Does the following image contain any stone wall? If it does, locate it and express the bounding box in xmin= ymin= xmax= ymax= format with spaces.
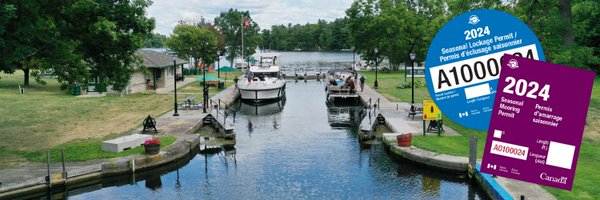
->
xmin=128 ymin=72 xmax=149 ymax=94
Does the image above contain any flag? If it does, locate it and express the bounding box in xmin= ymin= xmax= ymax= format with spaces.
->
xmin=243 ymin=18 xmax=250 ymax=30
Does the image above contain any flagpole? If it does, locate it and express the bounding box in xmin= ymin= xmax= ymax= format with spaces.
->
xmin=241 ymin=16 xmax=244 ymax=68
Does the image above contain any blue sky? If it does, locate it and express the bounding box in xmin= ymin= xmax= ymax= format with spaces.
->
xmin=147 ymin=0 xmax=354 ymax=35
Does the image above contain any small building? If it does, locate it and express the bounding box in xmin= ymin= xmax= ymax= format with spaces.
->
xmin=126 ymin=49 xmax=188 ymax=94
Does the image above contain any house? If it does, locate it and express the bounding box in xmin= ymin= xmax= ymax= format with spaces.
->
xmin=126 ymin=49 xmax=188 ymax=94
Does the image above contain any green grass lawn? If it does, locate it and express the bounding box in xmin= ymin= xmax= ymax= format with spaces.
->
xmin=17 ymin=136 xmax=176 ymax=163
xmin=0 ymin=71 xmax=210 ymax=168
xmin=361 ymin=70 xmax=600 ymax=199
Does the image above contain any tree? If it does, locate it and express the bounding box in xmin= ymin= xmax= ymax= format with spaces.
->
xmin=571 ymin=0 xmax=600 ymax=73
xmin=195 ymin=17 xmax=226 ymax=58
xmin=166 ymin=23 xmax=218 ymax=68
xmin=259 ymin=18 xmax=350 ymax=51
xmin=0 ymin=0 xmax=155 ymax=91
xmin=0 ymin=4 xmax=16 ymax=65
xmin=508 ymin=0 xmax=599 ymax=72
xmin=144 ymin=33 xmax=168 ymax=48
xmin=61 ymin=0 xmax=155 ymax=91
xmin=260 ymin=29 xmax=272 ymax=50
xmin=0 ymin=1 xmax=72 ymax=86
xmin=214 ymin=9 xmax=260 ymax=67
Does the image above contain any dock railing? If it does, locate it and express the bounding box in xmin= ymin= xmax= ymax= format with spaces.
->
xmin=209 ymin=99 xmax=235 ymax=124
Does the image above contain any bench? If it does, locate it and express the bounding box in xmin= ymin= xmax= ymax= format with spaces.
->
xmin=101 ymin=134 xmax=152 ymax=152
xmin=407 ymin=103 xmax=423 ymax=119
xmin=427 ymin=120 xmax=445 ymax=133
xmin=179 ymin=97 xmax=202 ymax=110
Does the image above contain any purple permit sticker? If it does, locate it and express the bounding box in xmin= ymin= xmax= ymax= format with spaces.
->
xmin=480 ymin=54 xmax=595 ymax=190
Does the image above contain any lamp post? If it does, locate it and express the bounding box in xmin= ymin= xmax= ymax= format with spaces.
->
xmin=374 ymin=48 xmax=379 ymax=89
xmin=410 ymin=52 xmax=416 ymax=104
xmin=217 ymin=50 xmax=221 ymax=81
xmin=217 ymin=50 xmax=223 ymax=90
xmin=202 ymin=42 xmax=209 ymax=113
xmin=172 ymin=54 xmax=179 ymax=116
xmin=352 ymin=46 xmax=355 ymax=70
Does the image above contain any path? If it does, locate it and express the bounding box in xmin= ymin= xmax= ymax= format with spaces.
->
xmin=358 ymin=83 xmax=459 ymax=136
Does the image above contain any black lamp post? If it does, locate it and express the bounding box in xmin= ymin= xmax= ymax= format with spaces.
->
xmin=410 ymin=52 xmax=416 ymax=104
xmin=374 ymin=48 xmax=379 ymax=89
xmin=217 ymin=50 xmax=223 ymax=90
xmin=352 ymin=46 xmax=355 ymax=70
xmin=172 ymin=54 xmax=179 ymax=116
xmin=217 ymin=50 xmax=221 ymax=81
xmin=202 ymin=42 xmax=209 ymax=113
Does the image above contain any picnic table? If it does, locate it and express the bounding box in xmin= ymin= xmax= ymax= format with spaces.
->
xmin=408 ymin=103 xmax=423 ymax=119
xmin=179 ymin=97 xmax=202 ymax=110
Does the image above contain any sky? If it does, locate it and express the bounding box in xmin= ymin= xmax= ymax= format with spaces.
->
xmin=147 ymin=0 xmax=354 ymax=36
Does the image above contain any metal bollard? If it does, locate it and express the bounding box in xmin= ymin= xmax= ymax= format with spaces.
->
xmin=61 ymin=149 xmax=67 ymax=181
xmin=130 ymin=159 xmax=135 ymax=173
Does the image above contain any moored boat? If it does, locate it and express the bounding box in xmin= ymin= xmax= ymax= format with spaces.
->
xmin=237 ymin=53 xmax=287 ymax=102
xmin=325 ymin=69 xmax=359 ymax=102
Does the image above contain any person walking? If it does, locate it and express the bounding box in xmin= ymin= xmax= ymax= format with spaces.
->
xmin=359 ymin=75 xmax=365 ymax=92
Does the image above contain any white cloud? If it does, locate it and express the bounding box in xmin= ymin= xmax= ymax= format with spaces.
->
xmin=147 ymin=0 xmax=354 ymax=35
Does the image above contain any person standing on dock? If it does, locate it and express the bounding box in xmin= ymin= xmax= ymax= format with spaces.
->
xmin=359 ymin=75 xmax=365 ymax=92
xmin=348 ymin=78 xmax=355 ymax=94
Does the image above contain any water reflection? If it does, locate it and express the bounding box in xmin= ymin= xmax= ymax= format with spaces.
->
xmin=326 ymin=104 xmax=362 ymax=129
xmin=145 ymin=175 xmax=162 ymax=191
xmin=40 ymin=79 xmax=488 ymax=200
xmin=235 ymin=98 xmax=286 ymax=116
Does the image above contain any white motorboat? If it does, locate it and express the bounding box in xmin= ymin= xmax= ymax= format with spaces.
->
xmin=237 ymin=53 xmax=287 ymax=102
xmin=234 ymin=58 xmax=249 ymax=70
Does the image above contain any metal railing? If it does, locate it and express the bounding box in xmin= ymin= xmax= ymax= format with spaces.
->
xmin=360 ymin=98 xmax=381 ymax=124
xmin=209 ymin=99 xmax=234 ymax=124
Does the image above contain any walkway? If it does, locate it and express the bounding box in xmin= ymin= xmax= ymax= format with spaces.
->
xmin=357 ymin=81 xmax=555 ymax=200
xmin=0 ymin=81 xmax=237 ymax=197
xmin=357 ymin=83 xmax=459 ymax=136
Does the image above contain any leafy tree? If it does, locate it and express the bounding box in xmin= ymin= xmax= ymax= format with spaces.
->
xmin=195 ymin=17 xmax=226 ymax=57
xmin=61 ymin=0 xmax=155 ymax=91
xmin=166 ymin=23 xmax=218 ymax=68
xmin=346 ymin=0 xmax=449 ymax=69
xmin=0 ymin=0 xmax=155 ymax=91
xmin=260 ymin=18 xmax=350 ymax=51
xmin=0 ymin=4 xmax=16 ymax=56
xmin=0 ymin=1 xmax=72 ymax=86
xmin=144 ymin=33 xmax=168 ymax=48
xmin=508 ymin=0 xmax=599 ymax=72
xmin=260 ymin=29 xmax=272 ymax=50
xmin=214 ymin=9 xmax=260 ymax=67
xmin=571 ymin=0 xmax=600 ymax=73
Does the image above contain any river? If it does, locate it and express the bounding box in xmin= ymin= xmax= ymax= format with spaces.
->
xmin=63 ymin=51 xmax=487 ymax=199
